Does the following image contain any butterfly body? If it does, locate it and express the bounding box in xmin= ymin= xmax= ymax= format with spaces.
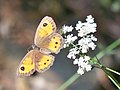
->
xmin=17 ymin=16 xmax=63 ymax=77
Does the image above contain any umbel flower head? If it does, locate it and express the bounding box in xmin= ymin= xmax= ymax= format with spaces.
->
xmin=62 ymin=15 xmax=97 ymax=75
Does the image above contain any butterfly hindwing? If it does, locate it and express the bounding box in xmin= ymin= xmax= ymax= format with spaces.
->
xmin=17 ymin=50 xmax=35 ymax=77
xmin=34 ymin=16 xmax=56 ymax=47
xmin=35 ymin=52 xmax=54 ymax=72
xmin=40 ymin=33 xmax=63 ymax=54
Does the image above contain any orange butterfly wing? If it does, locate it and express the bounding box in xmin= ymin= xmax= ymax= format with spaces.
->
xmin=17 ymin=50 xmax=35 ymax=77
xmin=34 ymin=16 xmax=56 ymax=47
xmin=35 ymin=52 xmax=54 ymax=72
xmin=40 ymin=33 xmax=64 ymax=54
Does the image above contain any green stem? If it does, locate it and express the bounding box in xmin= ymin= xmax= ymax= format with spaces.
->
xmin=58 ymin=38 xmax=120 ymax=90
xmin=57 ymin=73 xmax=80 ymax=90
xmin=108 ymin=76 xmax=120 ymax=89
xmin=106 ymin=67 xmax=120 ymax=76
xmin=71 ymin=43 xmax=79 ymax=50
xmin=96 ymin=38 xmax=120 ymax=59
xmin=102 ymin=67 xmax=120 ymax=89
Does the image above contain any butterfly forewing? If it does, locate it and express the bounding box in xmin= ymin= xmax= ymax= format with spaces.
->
xmin=17 ymin=50 xmax=35 ymax=77
xmin=34 ymin=16 xmax=56 ymax=47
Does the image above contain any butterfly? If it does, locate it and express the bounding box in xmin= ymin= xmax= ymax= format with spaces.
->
xmin=17 ymin=16 xmax=63 ymax=77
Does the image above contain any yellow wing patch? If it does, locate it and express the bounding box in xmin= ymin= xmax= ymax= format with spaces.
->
xmin=38 ymin=20 xmax=54 ymax=37
xmin=34 ymin=16 xmax=56 ymax=47
xmin=36 ymin=55 xmax=54 ymax=72
xmin=18 ymin=57 xmax=35 ymax=74
xmin=40 ymin=33 xmax=63 ymax=54
xmin=48 ymin=35 xmax=62 ymax=53
xmin=17 ymin=51 xmax=35 ymax=76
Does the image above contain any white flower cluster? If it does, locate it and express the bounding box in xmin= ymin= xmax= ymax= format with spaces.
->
xmin=62 ymin=15 xmax=97 ymax=75
xmin=75 ymin=15 xmax=97 ymax=37
xmin=78 ymin=34 xmax=97 ymax=53
xmin=64 ymin=34 xmax=77 ymax=48
xmin=74 ymin=55 xmax=92 ymax=75
xmin=67 ymin=47 xmax=80 ymax=59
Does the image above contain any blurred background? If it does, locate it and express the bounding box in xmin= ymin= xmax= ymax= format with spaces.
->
xmin=0 ymin=0 xmax=120 ymax=90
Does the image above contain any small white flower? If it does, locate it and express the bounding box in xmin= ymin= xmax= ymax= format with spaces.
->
xmin=86 ymin=15 xmax=94 ymax=23
xmin=77 ymin=56 xmax=90 ymax=67
xmin=85 ymin=65 xmax=92 ymax=72
xmin=84 ymin=55 xmax=90 ymax=61
xmin=67 ymin=48 xmax=79 ymax=59
xmin=89 ymin=34 xmax=97 ymax=41
xmin=75 ymin=15 xmax=97 ymax=37
xmin=73 ymin=55 xmax=92 ymax=75
xmin=62 ymin=25 xmax=73 ymax=34
xmin=88 ymin=42 xmax=96 ymax=50
xmin=78 ymin=37 xmax=89 ymax=53
xmin=75 ymin=21 xmax=82 ymax=30
xmin=77 ymin=67 xmax=84 ymax=75
xmin=78 ymin=35 xmax=97 ymax=53
xmin=74 ymin=55 xmax=92 ymax=75
xmin=64 ymin=34 xmax=77 ymax=48
xmin=73 ymin=59 xmax=79 ymax=65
